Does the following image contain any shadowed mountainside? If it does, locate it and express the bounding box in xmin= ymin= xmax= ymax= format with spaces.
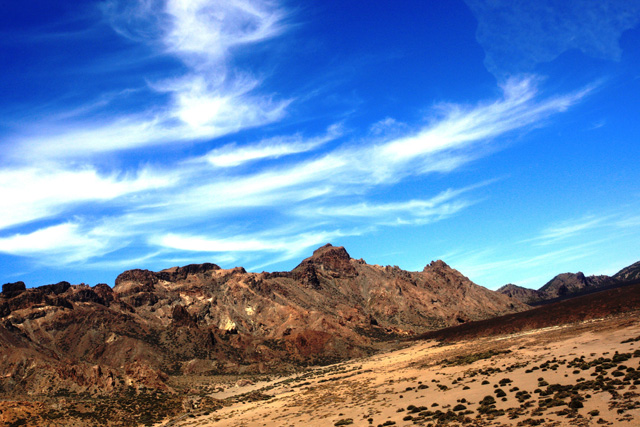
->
xmin=415 ymin=280 xmax=640 ymax=343
xmin=497 ymin=260 xmax=640 ymax=305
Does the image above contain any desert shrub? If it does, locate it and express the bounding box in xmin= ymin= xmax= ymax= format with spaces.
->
xmin=612 ymin=352 xmax=630 ymax=363
xmin=568 ymin=399 xmax=584 ymax=409
xmin=479 ymin=395 xmax=496 ymax=405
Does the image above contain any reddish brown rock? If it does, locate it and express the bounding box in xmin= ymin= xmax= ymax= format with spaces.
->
xmin=0 ymin=244 xmax=532 ymax=396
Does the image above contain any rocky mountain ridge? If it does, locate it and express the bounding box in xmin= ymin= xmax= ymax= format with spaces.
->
xmin=497 ymin=260 xmax=640 ymax=304
xmin=0 ymin=244 xmax=526 ymax=397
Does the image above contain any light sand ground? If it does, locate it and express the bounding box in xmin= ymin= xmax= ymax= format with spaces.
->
xmin=157 ymin=313 xmax=640 ymax=427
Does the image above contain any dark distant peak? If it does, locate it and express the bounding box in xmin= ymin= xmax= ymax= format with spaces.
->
xmin=536 ymin=271 xmax=600 ymax=301
xmin=423 ymin=260 xmax=450 ymax=272
xmin=539 ymin=272 xmax=587 ymax=292
xmin=496 ymin=283 xmax=540 ymax=304
xmin=1 ymin=281 xmax=26 ymax=297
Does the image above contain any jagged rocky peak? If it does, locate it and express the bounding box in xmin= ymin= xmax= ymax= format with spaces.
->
xmin=294 ymin=243 xmax=357 ymax=277
xmin=423 ymin=259 xmax=450 ymax=272
xmin=310 ymin=243 xmax=351 ymax=261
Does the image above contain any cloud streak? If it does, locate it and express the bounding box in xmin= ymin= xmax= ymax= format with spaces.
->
xmin=4 ymin=0 xmax=290 ymax=161
xmin=0 ymin=222 xmax=120 ymax=265
xmin=0 ymin=166 xmax=173 ymax=230
xmin=0 ymin=75 xmax=593 ymax=269
xmin=0 ymin=1 xmax=606 ymax=280
xmin=200 ymin=124 xmax=342 ymax=168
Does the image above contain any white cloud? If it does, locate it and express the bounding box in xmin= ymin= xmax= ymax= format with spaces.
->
xmin=525 ymin=216 xmax=609 ymax=245
xmin=153 ymin=228 xmax=355 ymax=261
xmin=201 ymin=124 xmax=342 ymax=167
xmin=377 ymin=77 xmax=588 ymax=167
xmin=0 ymin=166 xmax=174 ymax=230
xmin=6 ymin=0 xmax=290 ymax=160
xmin=295 ymin=183 xmax=492 ymax=226
xmin=0 ymin=223 xmax=116 ymax=265
xmin=525 ymin=210 xmax=640 ymax=246
xmin=164 ymin=0 xmax=285 ymax=63
xmin=0 ymin=76 xmax=593 ymax=267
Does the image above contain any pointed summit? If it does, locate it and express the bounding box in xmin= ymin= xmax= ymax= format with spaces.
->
xmin=294 ymin=243 xmax=356 ymax=278
xmin=423 ymin=259 xmax=450 ymax=272
xmin=310 ymin=243 xmax=351 ymax=260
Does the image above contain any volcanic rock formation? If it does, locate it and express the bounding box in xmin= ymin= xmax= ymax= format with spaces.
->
xmin=0 ymin=244 xmax=526 ymax=396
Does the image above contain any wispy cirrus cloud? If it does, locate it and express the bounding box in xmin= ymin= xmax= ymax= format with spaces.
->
xmin=4 ymin=0 xmax=290 ymax=160
xmin=294 ymin=182 xmax=495 ymax=226
xmin=445 ymin=207 xmax=640 ymax=289
xmin=526 ymin=211 xmax=640 ymax=246
xmin=525 ymin=215 xmax=610 ymax=245
xmin=0 ymin=222 xmax=120 ymax=265
xmin=154 ymin=227 xmax=355 ymax=259
xmin=0 ymin=0 xmax=597 ymax=274
xmin=0 ymin=75 xmax=594 ymax=269
xmin=0 ymin=166 xmax=173 ymax=230
xmin=199 ymin=124 xmax=343 ymax=168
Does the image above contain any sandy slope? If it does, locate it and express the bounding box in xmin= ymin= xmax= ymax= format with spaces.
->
xmin=158 ymin=313 xmax=640 ymax=427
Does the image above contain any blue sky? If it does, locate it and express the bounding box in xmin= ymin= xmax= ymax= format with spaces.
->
xmin=1 ymin=0 xmax=640 ymax=290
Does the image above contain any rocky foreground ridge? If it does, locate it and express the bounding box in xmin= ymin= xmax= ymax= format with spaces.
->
xmin=497 ymin=260 xmax=640 ymax=304
xmin=0 ymin=244 xmax=526 ymax=397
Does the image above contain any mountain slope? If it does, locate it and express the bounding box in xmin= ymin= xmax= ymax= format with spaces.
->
xmin=417 ymin=280 xmax=640 ymax=343
xmin=612 ymin=260 xmax=640 ymax=283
